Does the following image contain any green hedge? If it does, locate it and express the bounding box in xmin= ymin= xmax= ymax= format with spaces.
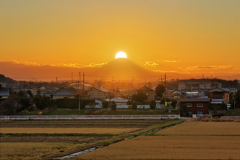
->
xmin=19 ymin=98 xmax=31 ymax=109
xmin=56 ymin=99 xmax=94 ymax=109
xmin=209 ymin=103 xmax=227 ymax=110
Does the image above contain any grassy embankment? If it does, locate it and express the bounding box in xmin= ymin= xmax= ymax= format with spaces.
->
xmin=20 ymin=108 xmax=84 ymax=115
xmin=19 ymin=108 xmax=178 ymax=115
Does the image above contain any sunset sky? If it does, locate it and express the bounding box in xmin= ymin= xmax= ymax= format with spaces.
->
xmin=1 ymin=0 xmax=240 ymax=79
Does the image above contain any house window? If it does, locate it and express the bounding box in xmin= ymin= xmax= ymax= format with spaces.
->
xmin=186 ymin=103 xmax=192 ymax=107
xmin=197 ymin=103 xmax=203 ymax=107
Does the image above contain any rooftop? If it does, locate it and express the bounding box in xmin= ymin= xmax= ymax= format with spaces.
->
xmin=137 ymin=86 xmax=154 ymax=91
xmin=179 ymin=98 xmax=211 ymax=102
xmin=0 ymin=90 xmax=10 ymax=97
xmin=91 ymin=86 xmax=109 ymax=93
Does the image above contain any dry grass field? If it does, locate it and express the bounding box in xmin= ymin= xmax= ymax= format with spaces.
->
xmin=0 ymin=119 xmax=177 ymax=159
xmin=75 ymin=121 xmax=240 ymax=160
xmin=1 ymin=135 xmax=110 ymax=143
xmin=1 ymin=127 xmax=141 ymax=134
xmin=76 ymin=136 xmax=240 ymax=160
xmin=156 ymin=121 xmax=240 ymax=135
xmin=0 ymin=142 xmax=77 ymax=160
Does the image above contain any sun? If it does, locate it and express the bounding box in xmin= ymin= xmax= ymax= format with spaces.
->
xmin=116 ymin=52 xmax=127 ymax=59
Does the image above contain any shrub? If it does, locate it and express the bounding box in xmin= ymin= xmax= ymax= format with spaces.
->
xmin=111 ymin=102 xmax=116 ymax=110
xmin=102 ymin=101 xmax=109 ymax=109
xmin=132 ymin=102 xmax=137 ymax=110
xmin=0 ymin=95 xmax=22 ymax=115
xmin=132 ymin=92 xmax=148 ymax=103
xmin=160 ymin=98 xmax=170 ymax=104
xmin=150 ymin=100 xmax=156 ymax=110
xmin=56 ymin=99 xmax=94 ymax=109
xmin=19 ymin=98 xmax=31 ymax=110
xmin=171 ymin=100 xmax=177 ymax=108
xmin=127 ymin=100 xmax=132 ymax=105
xmin=182 ymin=105 xmax=189 ymax=117
xmin=33 ymin=95 xmax=49 ymax=110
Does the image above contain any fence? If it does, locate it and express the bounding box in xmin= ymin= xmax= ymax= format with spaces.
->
xmin=220 ymin=116 xmax=240 ymax=119
xmin=0 ymin=115 xmax=184 ymax=120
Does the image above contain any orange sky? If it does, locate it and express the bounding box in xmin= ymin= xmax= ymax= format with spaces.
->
xmin=0 ymin=0 xmax=240 ymax=79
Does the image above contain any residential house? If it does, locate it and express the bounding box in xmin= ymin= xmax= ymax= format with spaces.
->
xmin=208 ymin=87 xmax=230 ymax=104
xmin=107 ymin=97 xmax=129 ymax=105
xmin=178 ymin=79 xmax=238 ymax=92
xmin=0 ymin=90 xmax=10 ymax=99
xmin=166 ymin=90 xmax=174 ymax=98
xmin=136 ymin=86 xmax=155 ymax=101
xmin=170 ymin=90 xmax=194 ymax=99
xmin=179 ymin=98 xmax=211 ymax=116
xmin=87 ymin=87 xmax=110 ymax=100
xmin=52 ymin=87 xmax=76 ymax=100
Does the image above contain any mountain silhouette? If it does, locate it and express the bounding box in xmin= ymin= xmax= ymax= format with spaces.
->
xmin=93 ymin=58 xmax=153 ymax=78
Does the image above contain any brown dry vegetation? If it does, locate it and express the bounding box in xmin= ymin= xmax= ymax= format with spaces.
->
xmin=0 ymin=119 xmax=169 ymax=128
xmin=156 ymin=121 xmax=240 ymax=135
xmin=75 ymin=136 xmax=240 ymax=160
xmin=1 ymin=128 xmax=141 ymax=134
xmin=1 ymin=135 xmax=110 ymax=143
xmin=0 ymin=119 xmax=177 ymax=160
xmin=0 ymin=142 xmax=77 ymax=160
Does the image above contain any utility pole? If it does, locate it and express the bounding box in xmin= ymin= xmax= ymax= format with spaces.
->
xmin=56 ymin=77 xmax=58 ymax=83
xmin=111 ymin=77 xmax=115 ymax=100
xmin=132 ymin=77 xmax=134 ymax=94
xmin=165 ymin=73 xmax=166 ymax=110
xmin=78 ymin=80 xmax=80 ymax=111
xmin=161 ymin=76 xmax=163 ymax=85
xmin=81 ymin=72 xmax=84 ymax=110
xmin=145 ymin=78 xmax=146 ymax=86
xmin=79 ymin=72 xmax=81 ymax=89
xmin=83 ymin=72 xmax=84 ymax=97
xmin=71 ymin=72 xmax=73 ymax=83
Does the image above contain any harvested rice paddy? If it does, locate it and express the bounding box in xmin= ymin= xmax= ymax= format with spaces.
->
xmin=75 ymin=121 xmax=240 ymax=160
xmin=0 ymin=119 xmax=169 ymax=128
xmin=76 ymin=136 xmax=240 ymax=160
xmin=1 ymin=128 xmax=140 ymax=134
xmin=0 ymin=142 xmax=76 ymax=160
xmin=1 ymin=135 xmax=111 ymax=143
xmin=156 ymin=121 xmax=240 ymax=135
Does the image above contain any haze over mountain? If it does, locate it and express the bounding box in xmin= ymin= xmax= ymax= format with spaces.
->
xmin=93 ymin=58 xmax=154 ymax=78
xmin=0 ymin=59 xmax=187 ymax=81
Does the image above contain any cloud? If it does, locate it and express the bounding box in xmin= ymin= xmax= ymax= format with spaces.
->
xmin=153 ymin=70 xmax=176 ymax=73
xmin=57 ymin=62 xmax=107 ymax=68
xmin=143 ymin=61 xmax=158 ymax=67
xmin=2 ymin=60 xmax=44 ymax=66
xmin=0 ymin=60 xmax=107 ymax=68
xmin=162 ymin=60 xmax=178 ymax=63
xmin=186 ymin=65 xmax=232 ymax=71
